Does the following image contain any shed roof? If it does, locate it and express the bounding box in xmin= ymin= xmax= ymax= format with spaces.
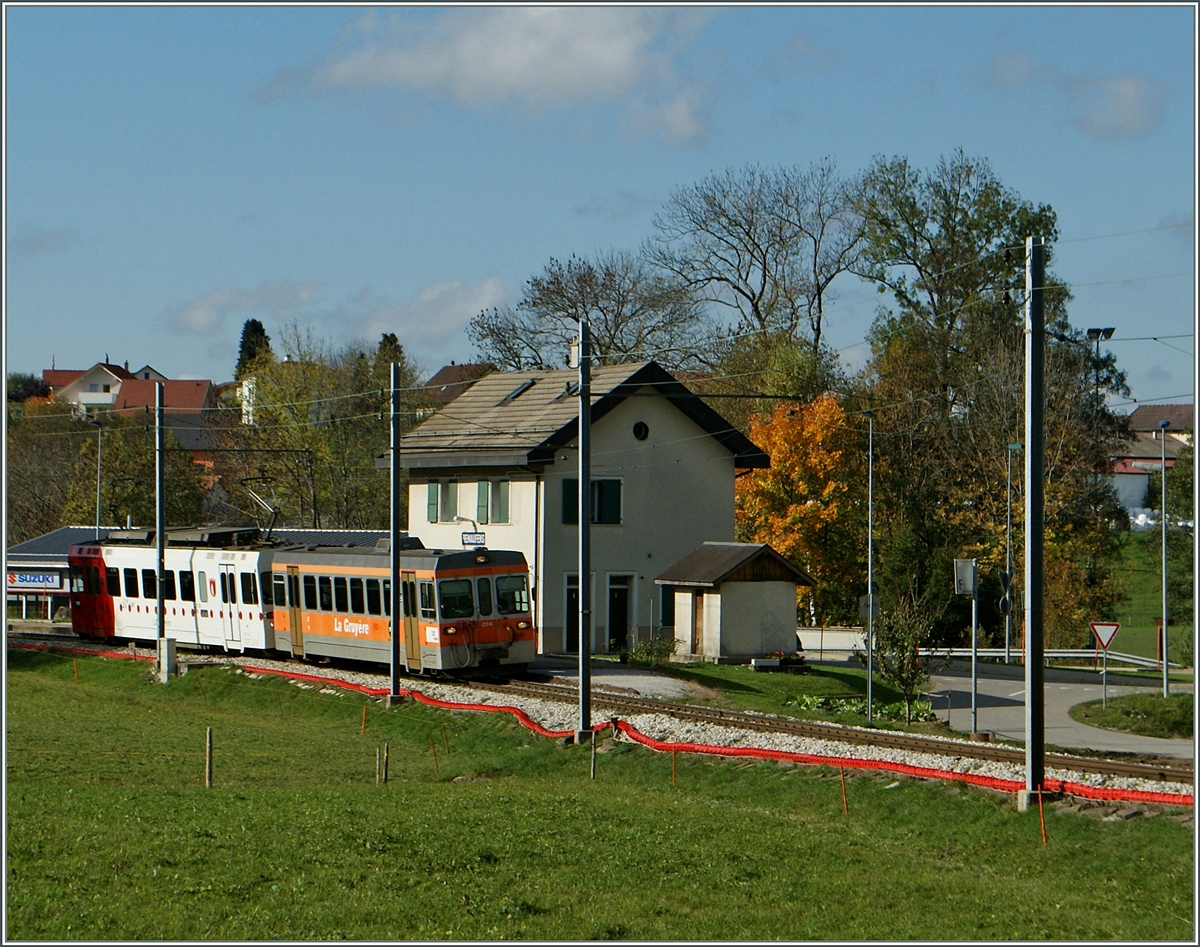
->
xmin=425 ymin=362 xmax=495 ymax=404
xmin=655 ymin=542 xmax=814 ymax=588
xmin=389 ymin=361 xmax=768 ymax=470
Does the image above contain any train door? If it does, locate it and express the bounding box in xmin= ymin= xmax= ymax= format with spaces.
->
xmin=218 ymin=563 xmax=242 ymax=650
xmin=287 ymin=566 xmax=304 ymax=657
xmin=401 ymin=571 xmax=420 ymax=671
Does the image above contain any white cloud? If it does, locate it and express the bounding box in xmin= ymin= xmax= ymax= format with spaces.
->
xmin=1070 ymin=75 xmax=1167 ymax=140
xmin=261 ymin=8 xmax=707 ymax=144
xmin=985 ymin=50 xmax=1168 ymax=140
xmin=163 ymin=280 xmax=322 ymax=335
xmin=317 ymin=276 xmax=517 ymax=362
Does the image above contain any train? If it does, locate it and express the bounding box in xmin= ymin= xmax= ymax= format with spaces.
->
xmin=66 ymin=526 xmax=537 ymax=674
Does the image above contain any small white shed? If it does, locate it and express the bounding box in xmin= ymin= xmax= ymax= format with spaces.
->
xmin=655 ymin=542 xmax=814 ymax=662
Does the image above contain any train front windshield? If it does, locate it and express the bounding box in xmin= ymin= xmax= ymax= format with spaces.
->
xmin=495 ymin=575 xmax=530 ymax=615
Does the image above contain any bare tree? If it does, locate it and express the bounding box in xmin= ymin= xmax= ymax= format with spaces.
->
xmin=468 ymin=250 xmax=714 ymax=372
xmin=648 ymin=161 xmax=865 ymax=349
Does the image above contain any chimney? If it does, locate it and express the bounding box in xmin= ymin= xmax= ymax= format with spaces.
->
xmin=124 ymin=360 xmax=129 ymax=371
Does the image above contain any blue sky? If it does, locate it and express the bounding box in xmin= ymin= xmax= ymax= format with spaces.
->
xmin=5 ymin=5 xmax=1195 ymax=409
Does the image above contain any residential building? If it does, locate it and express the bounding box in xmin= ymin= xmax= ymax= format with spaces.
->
xmin=44 ymin=361 xmax=167 ymax=413
xmin=381 ymin=361 xmax=768 ymax=654
xmin=425 ymin=362 xmax=495 ymax=405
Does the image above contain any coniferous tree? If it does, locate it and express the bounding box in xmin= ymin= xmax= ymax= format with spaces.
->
xmin=234 ymin=319 xmax=273 ymax=380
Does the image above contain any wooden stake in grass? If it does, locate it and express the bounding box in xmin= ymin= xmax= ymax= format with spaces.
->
xmin=590 ymin=730 xmax=597 ymax=780
xmin=839 ymin=767 xmax=849 ymax=815
xmin=376 ymin=746 xmax=381 ymax=786
xmin=383 ymin=742 xmax=389 ymax=785
xmin=196 ymin=679 xmax=207 ymax=701
xmin=429 ymin=734 xmax=440 ymax=776
xmin=1037 ymin=789 xmax=1048 ymax=846
xmin=205 ymin=727 xmax=213 ymax=789
xmin=441 ymin=723 xmax=449 ymax=753
xmin=671 ymin=750 xmax=676 ymax=785
xmin=360 ymin=703 xmax=367 ymax=736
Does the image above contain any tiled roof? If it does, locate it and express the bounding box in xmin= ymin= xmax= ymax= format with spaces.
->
xmin=1127 ymin=404 xmax=1194 ymax=432
xmin=1113 ymin=431 xmax=1184 ymax=461
xmin=425 ymin=363 xmax=495 ymax=404
xmin=394 ymin=361 xmax=768 ymax=469
xmin=112 ymin=378 xmax=213 ymax=414
xmin=43 ymin=370 xmax=85 ymax=390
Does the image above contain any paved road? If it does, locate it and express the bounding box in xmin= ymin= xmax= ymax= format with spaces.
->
xmin=926 ymin=661 xmax=1193 ymax=759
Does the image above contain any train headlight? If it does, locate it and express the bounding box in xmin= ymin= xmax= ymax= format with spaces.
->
xmin=516 ymin=621 xmax=529 ymax=629
xmin=445 ymin=626 xmax=457 ymax=635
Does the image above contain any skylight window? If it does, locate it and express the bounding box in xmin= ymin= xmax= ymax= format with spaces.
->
xmin=496 ymin=379 xmax=536 ymax=406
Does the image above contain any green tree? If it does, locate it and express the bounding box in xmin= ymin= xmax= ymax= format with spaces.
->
xmin=1146 ymin=443 xmax=1195 ymax=621
xmin=866 ymin=591 xmax=947 ymax=724
xmin=7 ymin=373 xmax=50 ymax=402
xmin=234 ymin=319 xmax=273 ymax=380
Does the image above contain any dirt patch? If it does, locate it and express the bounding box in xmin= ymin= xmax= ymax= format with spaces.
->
xmin=681 ymin=677 xmax=730 ymax=704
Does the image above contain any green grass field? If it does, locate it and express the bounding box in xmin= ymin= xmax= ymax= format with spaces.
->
xmin=1114 ymin=531 xmax=1193 ymax=664
xmin=1069 ymin=693 xmax=1194 ymax=740
xmin=5 ymin=648 xmax=1194 ymax=941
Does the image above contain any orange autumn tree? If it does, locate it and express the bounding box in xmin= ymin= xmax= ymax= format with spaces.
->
xmin=735 ymin=394 xmax=864 ymax=624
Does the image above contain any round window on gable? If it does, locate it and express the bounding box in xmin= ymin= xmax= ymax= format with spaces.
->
xmin=632 ymin=421 xmax=649 ymax=441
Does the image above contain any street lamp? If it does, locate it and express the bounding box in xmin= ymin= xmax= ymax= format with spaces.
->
xmin=1004 ymin=443 xmax=1022 ymax=664
xmin=1085 ymin=328 xmax=1115 ymax=403
xmin=89 ymin=418 xmax=103 ymax=539
xmin=1159 ymin=418 xmax=1170 ymax=698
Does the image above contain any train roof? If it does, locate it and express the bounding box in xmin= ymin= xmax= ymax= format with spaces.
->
xmin=269 ymin=546 xmax=527 ymax=570
xmin=68 ymin=526 xmax=417 ymax=551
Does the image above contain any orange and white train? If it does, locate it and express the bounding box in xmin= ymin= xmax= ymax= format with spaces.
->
xmin=67 ymin=528 xmax=536 ymax=674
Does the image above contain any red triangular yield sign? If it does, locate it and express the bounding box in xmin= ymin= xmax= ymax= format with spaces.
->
xmin=1090 ymin=622 xmax=1120 ymax=650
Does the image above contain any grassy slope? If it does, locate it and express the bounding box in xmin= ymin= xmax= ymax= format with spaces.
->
xmin=1115 ymin=531 xmax=1193 ymax=662
xmin=5 ymin=649 xmax=1194 ymax=941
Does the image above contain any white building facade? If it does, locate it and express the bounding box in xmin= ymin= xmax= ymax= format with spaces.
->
xmin=389 ymin=362 xmax=768 ymax=654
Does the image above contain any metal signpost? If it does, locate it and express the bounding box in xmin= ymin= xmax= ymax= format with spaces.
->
xmin=577 ymin=316 xmax=593 ymax=738
xmin=1090 ymin=622 xmax=1120 ymax=709
xmin=954 ymin=558 xmax=979 ymax=735
xmin=865 ymin=409 xmax=874 ymax=722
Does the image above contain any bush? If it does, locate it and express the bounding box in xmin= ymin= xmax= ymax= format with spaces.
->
xmin=625 ymin=629 xmax=679 ymax=668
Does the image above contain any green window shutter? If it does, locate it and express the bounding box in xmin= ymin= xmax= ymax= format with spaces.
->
xmin=596 ymin=480 xmax=621 ymax=524
xmin=495 ymin=480 xmax=510 ymax=524
xmin=562 ymin=478 xmax=578 ymax=524
xmin=427 ymin=482 xmax=438 ymax=523
xmin=477 ymin=481 xmax=489 ymax=525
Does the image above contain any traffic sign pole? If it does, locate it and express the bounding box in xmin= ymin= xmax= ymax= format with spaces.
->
xmin=1089 ymin=622 xmax=1121 ymax=711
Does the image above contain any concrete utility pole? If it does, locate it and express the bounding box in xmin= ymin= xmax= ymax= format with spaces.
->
xmin=155 ymin=382 xmax=171 ymax=682
xmin=1160 ymin=418 xmax=1170 ymax=698
xmin=866 ymin=409 xmax=874 ymax=723
xmin=1024 ymin=236 xmax=1046 ymax=794
xmin=577 ymin=315 xmax=593 ymax=737
xmin=390 ymin=362 xmax=403 ymax=700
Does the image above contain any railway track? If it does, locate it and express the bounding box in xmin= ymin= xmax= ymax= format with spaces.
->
xmin=9 ymin=631 xmax=1192 ymax=787
xmin=468 ymin=678 xmax=1195 ymax=786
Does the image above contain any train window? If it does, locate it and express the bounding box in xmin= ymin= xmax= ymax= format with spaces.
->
xmin=419 ymin=581 xmax=436 ymax=619
xmin=382 ymin=579 xmax=391 ymax=617
xmin=495 ymin=575 xmax=530 ymax=615
xmin=180 ymin=571 xmax=196 ymax=602
xmin=70 ymin=565 xmax=84 ymax=593
xmin=228 ymin=573 xmax=238 ymax=605
xmin=438 ymin=579 xmax=473 ymax=620
xmin=198 ymin=571 xmax=209 ymax=603
xmin=162 ymin=571 xmax=176 ymax=601
xmin=477 ymin=577 xmax=493 ymax=616
xmin=273 ymin=574 xmax=287 ymax=608
xmin=333 ymin=577 xmax=348 ymax=613
xmin=303 ymin=575 xmax=317 ymax=610
xmin=400 ymin=581 xmax=412 ymax=617
xmin=141 ymin=569 xmax=157 ymax=600
xmin=106 ymin=567 xmax=121 ymax=596
xmin=365 ymin=578 xmax=381 ymax=615
xmin=318 ymin=576 xmax=333 ymax=611
xmin=260 ymin=572 xmax=272 ymax=605
xmin=218 ymin=573 xmax=228 ymax=604
xmin=87 ymin=566 xmax=102 ymax=595
xmin=241 ymin=572 xmax=258 ymax=605
xmin=349 ymin=578 xmax=365 ymax=614
xmin=124 ymin=568 xmax=139 ymax=597
xmin=288 ymin=574 xmax=300 ymax=609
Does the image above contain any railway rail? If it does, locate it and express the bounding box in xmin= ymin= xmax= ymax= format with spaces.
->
xmin=8 ymin=630 xmax=1192 ymax=787
xmin=466 ymin=678 xmax=1195 ymax=786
